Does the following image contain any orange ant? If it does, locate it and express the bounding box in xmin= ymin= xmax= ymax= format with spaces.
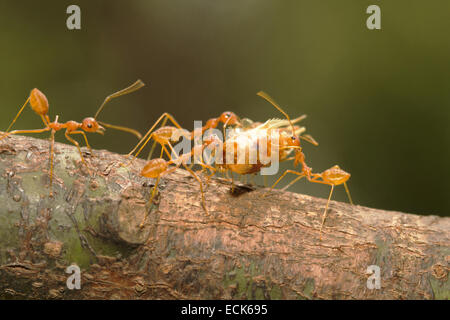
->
xmin=125 ymin=111 xmax=240 ymax=164
xmin=139 ymin=137 xmax=218 ymax=227
xmin=206 ymin=92 xmax=315 ymax=190
xmin=0 ymin=80 xmax=145 ymax=193
xmin=213 ymin=113 xmax=310 ymax=185
xmin=205 ymin=91 xmax=352 ymax=238
xmin=272 ymin=165 xmax=353 ymax=237
xmin=127 ymin=112 xmax=240 ymax=227
xmin=257 ymin=91 xmax=353 ymax=238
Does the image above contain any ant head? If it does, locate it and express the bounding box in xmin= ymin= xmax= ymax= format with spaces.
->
xmin=288 ymin=134 xmax=301 ymax=148
xmin=219 ymin=112 xmax=239 ymax=126
xmin=81 ymin=117 xmax=105 ymax=134
xmin=322 ymin=165 xmax=351 ymax=185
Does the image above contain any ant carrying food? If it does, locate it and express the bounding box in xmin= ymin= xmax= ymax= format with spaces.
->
xmin=258 ymin=91 xmax=353 ymax=238
xmin=205 ymin=91 xmax=353 ymax=238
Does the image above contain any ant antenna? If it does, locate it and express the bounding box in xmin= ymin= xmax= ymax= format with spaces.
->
xmin=257 ymin=91 xmax=295 ymax=136
xmin=94 ymin=79 xmax=145 ymax=119
xmin=299 ymin=134 xmax=319 ymax=146
xmin=93 ymin=79 xmax=145 ymax=139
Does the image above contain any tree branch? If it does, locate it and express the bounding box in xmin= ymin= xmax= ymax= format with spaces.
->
xmin=0 ymin=134 xmax=448 ymax=299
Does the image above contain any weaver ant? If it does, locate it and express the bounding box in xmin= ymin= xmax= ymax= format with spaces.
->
xmin=126 ymin=111 xmax=240 ymax=164
xmin=139 ymin=136 xmax=218 ymax=227
xmin=205 ymin=91 xmax=353 ymax=238
xmin=0 ymin=80 xmax=145 ymax=194
xmin=258 ymin=91 xmax=353 ymax=238
xmin=127 ymin=111 xmax=240 ymax=227
xmin=272 ymin=165 xmax=353 ymax=237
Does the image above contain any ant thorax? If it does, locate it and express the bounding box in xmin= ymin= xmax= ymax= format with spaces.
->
xmin=47 ymin=122 xmax=63 ymax=131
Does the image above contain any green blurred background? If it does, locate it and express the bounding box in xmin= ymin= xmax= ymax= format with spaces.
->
xmin=0 ymin=1 xmax=448 ymax=216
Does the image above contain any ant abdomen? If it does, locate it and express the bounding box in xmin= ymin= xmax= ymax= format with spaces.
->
xmin=29 ymin=88 xmax=49 ymax=116
xmin=141 ymin=158 xmax=168 ymax=178
xmin=153 ymin=126 xmax=179 ymax=144
xmin=320 ymin=165 xmax=351 ymax=186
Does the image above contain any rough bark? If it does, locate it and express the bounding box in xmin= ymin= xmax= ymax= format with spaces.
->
xmin=0 ymin=134 xmax=448 ymax=300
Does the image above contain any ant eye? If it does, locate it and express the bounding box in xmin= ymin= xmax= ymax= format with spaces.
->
xmin=87 ymin=124 xmax=92 ymax=128
xmin=291 ymin=136 xmax=296 ymax=141
xmin=225 ymin=113 xmax=230 ymax=118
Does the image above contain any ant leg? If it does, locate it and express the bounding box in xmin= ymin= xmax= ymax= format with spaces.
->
xmin=195 ymin=162 xmax=216 ymax=183
xmin=281 ymin=175 xmax=306 ymax=191
xmin=139 ymin=154 xmax=181 ymax=229
xmin=319 ymin=185 xmax=335 ymax=240
xmin=222 ymin=119 xmax=230 ymax=142
xmin=128 ymin=113 xmax=183 ymax=160
xmin=129 ymin=132 xmax=154 ymax=162
xmin=162 ymin=144 xmax=172 ymax=159
xmin=165 ymin=142 xmax=215 ymax=183
xmin=271 ymin=169 xmax=306 ymax=189
xmin=139 ymin=175 xmax=161 ymax=228
xmin=69 ymin=130 xmax=92 ymax=152
xmin=181 ymin=162 xmax=208 ymax=215
xmin=65 ymin=131 xmax=92 ymax=176
xmin=5 ymin=96 xmax=31 ymax=133
xmin=230 ymin=172 xmax=235 ymax=193
xmin=304 ymin=174 xmax=352 ymax=238
xmin=259 ymin=169 xmax=306 ymax=198
xmin=147 ymin=117 xmax=168 ymax=160
xmin=0 ymin=127 xmax=51 ymax=140
xmin=193 ymin=148 xmax=215 ymax=177
xmin=126 ymin=134 xmax=171 ymax=166
xmin=163 ymin=142 xmax=209 ymax=214
xmin=49 ymin=129 xmax=56 ymax=195
xmin=127 ymin=113 xmax=168 ymax=159
xmin=40 ymin=115 xmax=49 ymax=127
xmin=204 ymin=162 xmax=217 ymax=178
xmin=343 ymin=182 xmax=353 ymax=205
